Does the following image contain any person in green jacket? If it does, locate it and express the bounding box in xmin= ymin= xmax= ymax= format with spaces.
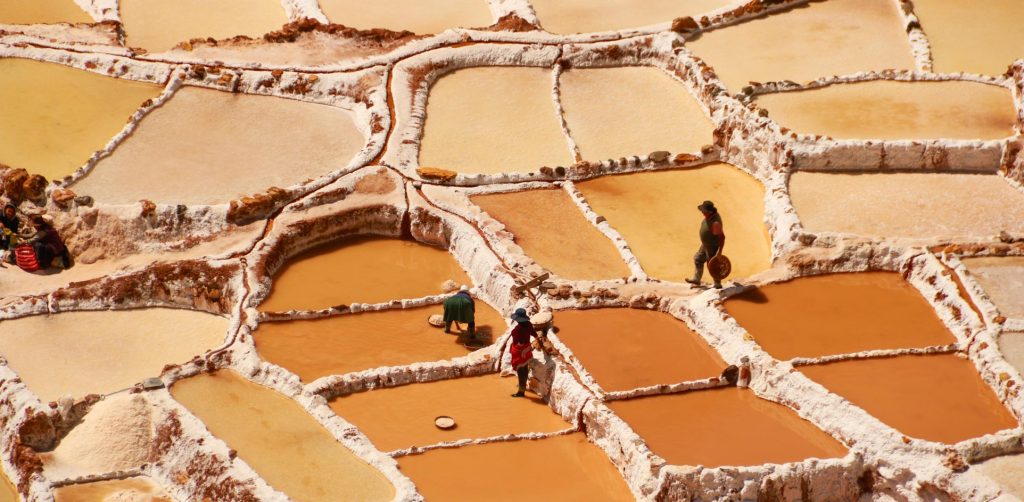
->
xmin=443 ymin=285 xmax=475 ymax=338
xmin=685 ymin=200 xmax=726 ymax=289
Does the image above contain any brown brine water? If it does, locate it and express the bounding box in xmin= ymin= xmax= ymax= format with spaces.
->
xmin=553 ymin=308 xmax=726 ymax=392
xmin=330 ymin=373 xmax=568 ymax=452
xmin=255 ymin=303 xmax=506 ymax=381
xmin=171 ymin=370 xmax=395 ymax=502
xmin=609 ymin=387 xmax=847 ymax=467
xmin=723 ymin=272 xmax=957 ymax=360
xmin=800 ymin=354 xmax=1018 ymax=444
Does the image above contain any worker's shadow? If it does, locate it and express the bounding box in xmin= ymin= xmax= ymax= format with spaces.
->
xmin=455 ymin=325 xmax=494 ymax=348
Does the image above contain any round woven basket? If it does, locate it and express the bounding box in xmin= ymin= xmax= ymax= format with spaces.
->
xmin=707 ymin=255 xmax=732 ymax=281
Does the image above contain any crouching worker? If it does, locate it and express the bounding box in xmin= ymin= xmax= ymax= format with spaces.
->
xmin=0 ymin=204 xmax=19 ymax=263
xmin=443 ymin=285 xmax=476 ymax=338
xmin=26 ymin=215 xmax=71 ymax=269
xmin=509 ymin=308 xmax=544 ymax=398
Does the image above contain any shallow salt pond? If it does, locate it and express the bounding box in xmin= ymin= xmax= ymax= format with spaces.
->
xmin=329 ymin=373 xmax=568 ymax=451
xmin=0 ymin=309 xmax=226 ymax=402
xmin=418 ymin=67 xmax=573 ymax=174
xmin=171 ymin=370 xmax=395 ymax=502
xmin=559 ymin=66 xmax=714 ymax=161
xmin=0 ymin=0 xmax=91 ymax=24
xmin=576 ymin=163 xmax=771 ymax=281
xmin=259 ymin=237 xmax=471 ymax=312
xmin=530 ymin=0 xmax=731 ymax=34
xmin=0 ymin=475 xmax=14 ymax=502
xmin=318 ymin=0 xmax=493 ymax=34
xmin=686 ymin=0 xmax=914 ymax=92
xmin=255 ymin=303 xmax=506 ymax=381
xmin=609 ymin=387 xmax=847 ymax=467
xmin=999 ymin=333 xmax=1024 ymax=378
xmin=397 ymin=433 xmax=634 ymax=501
xmin=53 ymin=477 xmax=170 ymax=502
xmin=471 ymin=188 xmax=629 ymax=280
xmin=911 ymin=0 xmax=1024 ymax=75
xmin=120 ymin=0 xmax=287 ymax=53
xmin=971 ymin=454 xmax=1024 ymax=499
xmin=789 ymin=172 xmax=1024 ymax=240
xmin=0 ymin=58 xmax=162 ymax=181
xmin=73 ymin=86 xmax=365 ymax=205
xmin=962 ymin=257 xmax=1024 ymax=319
xmin=755 ymin=80 xmax=1015 ymax=140
xmin=553 ymin=308 xmax=726 ymax=392
xmin=723 ymin=272 xmax=956 ymax=360
xmin=800 ymin=354 xmax=1017 ymax=444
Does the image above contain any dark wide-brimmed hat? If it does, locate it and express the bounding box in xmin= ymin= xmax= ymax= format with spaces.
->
xmin=697 ymin=200 xmax=716 ymax=212
xmin=511 ymin=307 xmax=531 ymax=323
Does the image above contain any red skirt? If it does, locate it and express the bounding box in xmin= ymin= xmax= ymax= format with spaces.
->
xmin=510 ymin=342 xmax=533 ymax=369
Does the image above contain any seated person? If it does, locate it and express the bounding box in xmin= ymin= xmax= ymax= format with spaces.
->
xmin=0 ymin=203 xmax=20 ymax=263
xmin=25 ymin=215 xmax=71 ymax=269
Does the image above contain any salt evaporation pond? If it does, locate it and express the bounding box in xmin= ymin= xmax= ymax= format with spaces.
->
xmin=53 ymin=477 xmax=171 ymax=502
xmin=962 ymin=257 xmax=1024 ymax=319
xmin=530 ymin=0 xmax=731 ymax=34
xmin=1000 ymin=333 xmax=1024 ymax=376
xmin=119 ymin=0 xmax=287 ymax=52
xmin=318 ymin=0 xmax=494 ymax=34
xmin=912 ymin=0 xmax=1024 ymax=75
xmin=0 ymin=0 xmax=91 ymax=25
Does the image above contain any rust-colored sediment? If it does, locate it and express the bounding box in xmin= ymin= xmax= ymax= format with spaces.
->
xmin=171 ymin=370 xmax=396 ymax=502
xmin=553 ymin=308 xmax=727 ymax=392
xmin=471 ymin=189 xmax=630 ymax=280
xmin=396 ymin=433 xmax=634 ymax=501
xmin=723 ymin=272 xmax=957 ymax=360
xmin=609 ymin=387 xmax=848 ymax=467
xmin=255 ymin=303 xmax=506 ymax=381
xmin=259 ymin=237 xmax=471 ymax=312
xmin=800 ymin=354 xmax=1018 ymax=444
xmin=330 ymin=373 xmax=568 ymax=451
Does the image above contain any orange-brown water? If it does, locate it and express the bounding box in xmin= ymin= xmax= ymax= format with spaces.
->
xmin=329 ymin=373 xmax=568 ymax=451
xmin=911 ymin=0 xmax=1024 ymax=75
xmin=318 ymin=0 xmax=494 ymax=34
xmin=259 ymin=237 xmax=471 ymax=312
xmin=576 ymin=163 xmax=772 ymax=281
xmin=471 ymin=189 xmax=630 ymax=280
xmin=53 ymin=477 xmax=169 ymax=502
xmin=558 ymin=67 xmax=714 ymax=161
xmin=418 ymin=67 xmax=573 ymax=174
xmin=800 ymin=354 xmax=1018 ymax=444
xmin=723 ymin=272 xmax=957 ymax=360
xmin=0 ymin=0 xmax=92 ymax=24
xmin=530 ymin=0 xmax=731 ymax=34
xmin=120 ymin=0 xmax=288 ymax=52
xmin=171 ymin=370 xmax=395 ymax=502
xmin=686 ymin=0 xmax=914 ymax=91
xmin=255 ymin=303 xmax=506 ymax=381
xmin=396 ymin=433 xmax=634 ymax=501
xmin=0 ymin=58 xmax=162 ymax=181
xmin=553 ymin=308 xmax=726 ymax=392
xmin=754 ymin=81 xmax=1016 ymax=140
xmin=609 ymin=387 xmax=847 ymax=467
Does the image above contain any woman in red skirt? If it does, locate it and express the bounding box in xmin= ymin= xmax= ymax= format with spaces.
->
xmin=509 ymin=308 xmax=542 ymax=398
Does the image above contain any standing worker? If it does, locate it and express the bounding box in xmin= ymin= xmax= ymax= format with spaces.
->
xmin=509 ymin=308 xmax=543 ymax=398
xmin=685 ymin=200 xmax=726 ymax=289
xmin=443 ymin=285 xmax=476 ymax=339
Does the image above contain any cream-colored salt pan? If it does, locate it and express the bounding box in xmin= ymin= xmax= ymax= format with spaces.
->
xmin=754 ymin=81 xmax=1016 ymax=140
xmin=559 ymin=66 xmax=714 ymax=162
xmin=53 ymin=477 xmax=171 ymax=502
xmin=397 ymin=433 xmax=634 ymax=501
xmin=259 ymin=237 xmax=471 ymax=312
xmin=0 ymin=309 xmax=226 ymax=402
xmin=790 ymin=172 xmax=1024 ymax=240
xmin=0 ymin=0 xmax=91 ymax=24
xmin=0 ymin=59 xmax=162 ymax=181
xmin=471 ymin=189 xmax=630 ymax=280
xmin=171 ymin=370 xmax=395 ymax=502
xmin=418 ymin=67 xmax=573 ymax=174
xmin=318 ymin=0 xmax=493 ymax=34
xmin=0 ymin=474 xmax=14 ymax=502
xmin=686 ymin=0 xmax=915 ymax=91
xmin=962 ymin=257 xmax=1024 ymax=319
xmin=73 ymin=86 xmax=365 ymax=205
xmin=576 ymin=163 xmax=772 ymax=281
xmin=120 ymin=0 xmax=287 ymax=53
xmin=999 ymin=333 xmax=1024 ymax=376
xmin=971 ymin=454 xmax=1024 ymax=499
xmin=530 ymin=0 xmax=732 ymax=34
xmin=330 ymin=373 xmax=568 ymax=451
xmin=912 ymin=0 xmax=1024 ymax=75
xmin=41 ymin=393 xmax=154 ymax=480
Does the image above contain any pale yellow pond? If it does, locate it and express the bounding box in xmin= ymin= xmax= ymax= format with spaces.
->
xmin=120 ymin=0 xmax=287 ymax=52
xmin=531 ymin=0 xmax=732 ymax=34
xmin=912 ymin=0 xmax=1024 ymax=75
xmin=318 ymin=0 xmax=493 ymax=34
xmin=0 ymin=0 xmax=91 ymax=24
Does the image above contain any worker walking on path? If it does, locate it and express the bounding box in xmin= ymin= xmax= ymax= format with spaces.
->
xmin=685 ymin=200 xmax=726 ymax=289
xmin=509 ymin=308 xmax=543 ymax=398
xmin=443 ymin=285 xmax=476 ymax=339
